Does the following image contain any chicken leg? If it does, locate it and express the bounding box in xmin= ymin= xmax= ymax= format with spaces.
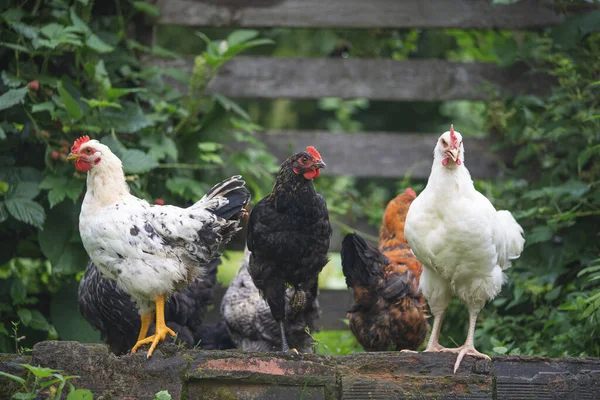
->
xmin=131 ymin=295 xmax=176 ymax=357
xmin=452 ymin=308 xmax=490 ymax=373
xmin=424 ymin=310 xmax=453 ymax=352
xmin=136 ymin=311 xmax=154 ymax=342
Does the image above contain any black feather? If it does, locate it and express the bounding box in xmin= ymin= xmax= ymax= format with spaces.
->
xmin=246 ymin=150 xmax=332 ymax=340
xmin=341 ymin=233 xmax=387 ymax=288
xmin=78 ymin=259 xmax=234 ymax=355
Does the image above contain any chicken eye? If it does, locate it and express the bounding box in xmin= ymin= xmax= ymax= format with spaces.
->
xmin=302 ymin=156 xmax=308 ymax=162
xmin=440 ymin=139 xmax=447 ymax=147
xmin=85 ymin=148 xmax=93 ymax=154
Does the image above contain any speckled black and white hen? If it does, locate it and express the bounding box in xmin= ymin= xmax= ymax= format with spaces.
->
xmin=78 ymin=258 xmax=235 ymax=355
xmin=221 ymin=248 xmax=319 ymax=353
xmin=68 ymin=135 xmax=250 ymax=357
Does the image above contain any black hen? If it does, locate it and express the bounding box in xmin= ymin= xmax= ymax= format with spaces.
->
xmin=221 ymin=248 xmax=319 ymax=353
xmin=247 ymin=146 xmax=332 ymax=352
xmin=78 ymin=258 xmax=234 ymax=355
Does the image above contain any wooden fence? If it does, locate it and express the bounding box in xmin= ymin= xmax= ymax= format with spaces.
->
xmin=143 ymin=0 xmax=590 ymax=330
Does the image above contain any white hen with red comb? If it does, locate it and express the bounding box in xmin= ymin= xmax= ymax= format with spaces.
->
xmin=404 ymin=125 xmax=524 ymax=373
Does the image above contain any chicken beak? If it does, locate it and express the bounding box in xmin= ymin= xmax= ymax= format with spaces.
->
xmin=67 ymin=152 xmax=79 ymax=161
xmin=313 ymin=161 xmax=327 ymax=170
xmin=445 ymin=148 xmax=459 ymax=162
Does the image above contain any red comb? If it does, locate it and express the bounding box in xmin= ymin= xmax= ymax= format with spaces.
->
xmin=405 ymin=188 xmax=417 ymax=198
xmin=306 ymin=146 xmax=322 ymax=160
xmin=72 ymin=135 xmax=90 ymax=153
xmin=449 ymin=124 xmax=459 ymax=148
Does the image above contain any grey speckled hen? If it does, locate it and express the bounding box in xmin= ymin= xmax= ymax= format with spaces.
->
xmin=221 ymin=248 xmax=319 ymax=353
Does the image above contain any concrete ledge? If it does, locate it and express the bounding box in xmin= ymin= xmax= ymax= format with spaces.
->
xmin=0 ymin=341 xmax=598 ymax=399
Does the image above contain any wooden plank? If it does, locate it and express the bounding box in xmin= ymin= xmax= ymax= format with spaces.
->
xmin=154 ymin=0 xmax=566 ymax=29
xmin=205 ymin=287 xmax=353 ymax=330
xmin=228 ymin=131 xmax=503 ymax=179
xmin=150 ymin=57 xmax=553 ymax=100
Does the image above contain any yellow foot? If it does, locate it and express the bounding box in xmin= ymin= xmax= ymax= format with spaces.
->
xmin=131 ymin=324 xmax=176 ymax=358
xmin=453 ymin=346 xmax=491 ymax=374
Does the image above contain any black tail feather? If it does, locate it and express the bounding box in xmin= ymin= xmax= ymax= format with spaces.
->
xmin=341 ymin=233 xmax=388 ymax=288
xmin=203 ymin=176 xmax=251 ymax=221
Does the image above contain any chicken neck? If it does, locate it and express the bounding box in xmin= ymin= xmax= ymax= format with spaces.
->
xmin=82 ymin=156 xmax=131 ymax=214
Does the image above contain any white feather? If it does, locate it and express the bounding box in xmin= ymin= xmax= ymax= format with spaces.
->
xmin=76 ymin=140 xmax=242 ymax=314
xmin=405 ymin=129 xmax=525 ymax=314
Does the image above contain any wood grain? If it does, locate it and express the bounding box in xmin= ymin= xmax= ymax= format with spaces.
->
xmin=149 ymin=56 xmax=553 ymax=101
xmin=154 ymin=0 xmax=565 ymax=29
xmin=229 ymin=130 xmax=503 ymax=179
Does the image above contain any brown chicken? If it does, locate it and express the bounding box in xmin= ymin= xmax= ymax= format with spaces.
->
xmin=341 ymin=188 xmax=428 ymax=351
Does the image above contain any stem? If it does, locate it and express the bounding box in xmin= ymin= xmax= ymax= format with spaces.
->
xmin=156 ymin=163 xmax=218 ymax=170
xmin=114 ymin=0 xmax=126 ymax=40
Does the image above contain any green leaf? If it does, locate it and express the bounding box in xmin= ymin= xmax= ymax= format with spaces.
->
xmin=527 ymin=225 xmax=553 ymax=245
xmin=154 ymin=390 xmax=172 ymax=400
xmin=120 ymin=149 xmax=159 ymax=174
xmin=151 ymin=45 xmax=181 ymax=59
xmin=10 ymin=279 xmax=27 ymax=305
xmin=18 ymin=364 xmax=59 ymax=378
xmin=5 ymin=199 xmax=45 ymax=228
xmin=133 ymin=1 xmax=160 ymax=17
xmin=17 ymin=308 xmax=32 ymax=326
xmin=82 ymin=98 xmax=122 ymax=110
xmin=226 ymin=30 xmax=259 ymax=46
xmin=140 ymin=135 xmax=178 ymax=160
xmin=39 ymin=201 xmax=77 ymax=267
xmin=32 ymin=101 xmax=56 ymax=114
xmin=0 ymin=87 xmax=28 ymax=111
xmin=105 ymin=87 xmax=147 ymax=102
xmin=57 ymin=80 xmax=83 ymax=120
xmin=166 ymin=177 xmax=207 ymax=199
xmin=27 ymin=309 xmax=51 ymax=331
xmin=98 ymin=102 xmax=153 ymax=133
xmin=0 ymin=42 xmax=31 ymax=53
xmin=0 ymin=202 xmax=8 ymax=223
xmin=0 ymin=371 xmax=25 ymax=385
xmin=67 ymin=389 xmax=94 ymax=400
xmin=40 ymin=173 xmax=82 ymax=207
xmin=1 ymin=71 xmax=24 ymax=88
xmin=577 ymin=145 xmax=600 ymax=172
xmin=493 ymin=346 xmax=508 ymax=354
xmin=552 ymin=10 xmax=600 ymax=48
xmin=69 ymin=7 xmax=89 ymax=32
xmin=214 ymin=95 xmax=251 ymax=120
xmin=86 ymin=33 xmax=115 ymax=53
xmin=6 ymin=182 xmax=40 ymax=200
xmin=198 ymin=142 xmax=223 ymax=152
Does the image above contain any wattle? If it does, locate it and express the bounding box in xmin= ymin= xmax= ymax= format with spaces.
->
xmin=75 ymin=159 xmax=92 ymax=172
xmin=303 ymin=169 xmax=320 ymax=180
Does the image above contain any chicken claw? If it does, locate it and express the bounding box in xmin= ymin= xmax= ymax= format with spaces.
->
xmin=400 ymin=349 xmax=419 ymax=354
xmin=453 ymin=345 xmax=490 ymax=374
xmin=131 ymin=295 xmax=176 ymax=358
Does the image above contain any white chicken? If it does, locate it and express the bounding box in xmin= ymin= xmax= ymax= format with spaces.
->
xmin=68 ymin=135 xmax=250 ymax=357
xmin=404 ymin=125 xmax=524 ymax=373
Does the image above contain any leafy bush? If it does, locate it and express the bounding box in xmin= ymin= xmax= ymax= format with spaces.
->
xmin=0 ymin=0 xmax=275 ymax=352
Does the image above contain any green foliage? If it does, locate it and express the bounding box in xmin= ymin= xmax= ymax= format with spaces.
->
xmin=0 ymin=0 xmax=275 ymax=352
xmin=0 ymin=362 xmax=90 ymax=400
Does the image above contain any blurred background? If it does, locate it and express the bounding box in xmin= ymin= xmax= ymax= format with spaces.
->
xmin=0 ymin=0 xmax=598 ymax=358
